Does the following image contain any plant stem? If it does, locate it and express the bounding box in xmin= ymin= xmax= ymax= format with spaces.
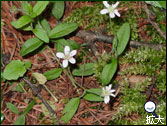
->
xmin=47 ymin=46 xmax=81 ymax=90
xmin=43 ymin=84 xmax=58 ymax=102
xmin=19 ymin=83 xmax=27 ymax=93
xmin=67 ymin=68 xmax=86 ymax=90
xmin=81 ymin=50 xmax=96 ymax=63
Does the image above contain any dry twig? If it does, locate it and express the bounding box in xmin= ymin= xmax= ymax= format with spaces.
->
xmin=144 ymin=3 xmax=166 ymax=40
xmin=23 ymin=77 xmax=60 ymax=125
xmin=76 ymin=30 xmax=165 ymax=53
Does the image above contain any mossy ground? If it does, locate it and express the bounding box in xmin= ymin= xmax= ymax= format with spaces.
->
xmin=65 ymin=1 xmax=166 ymax=125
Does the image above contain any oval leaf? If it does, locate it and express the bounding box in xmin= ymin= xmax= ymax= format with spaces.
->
xmin=49 ymin=23 xmax=78 ymax=39
xmin=67 ymin=40 xmax=80 ymax=50
xmin=83 ymin=93 xmax=104 ymax=102
xmin=3 ymin=60 xmax=26 ymax=80
xmin=54 ymin=38 xmax=79 ymax=52
xmin=23 ymin=99 xmax=36 ymax=115
xmin=86 ymin=88 xmax=102 ymax=96
xmin=32 ymin=28 xmax=49 ymax=43
xmin=20 ymin=25 xmax=32 ymax=31
xmin=24 ymin=60 xmax=32 ymax=69
xmin=101 ymin=57 xmax=117 ymax=85
xmin=11 ymin=15 xmax=32 ymax=29
xmin=72 ymin=63 xmax=95 ymax=76
xmin=116 ymin=23 xmax=130 ymax=56
xmin=20 ymin=37 xmax=44 ymax=56
xmin=14 ymin=114 xmax=25 ymax=125
xmin=52 ymin=1 xmax=65 ymax=20
xmin=61 ymin=97 xmax=80 ymax=123
xmin=21 ymin=1 xmax=33 ymax=16
xmin=1 ymin=114 xmax=4 ymax=123
xmin=40 ymin=17 xmax=51 ymax=34
xmin=33 ymin=1 xmax=49 ymax=17
xmin=32 ymin=72 xmax=47 ymax=85
xmin=15 ymin=82 xmax=24 ymax=93
xmin=43 ymin=68 xmax=62 ymax=80
xmin=6 ymin=102 xmax=19 ymax=114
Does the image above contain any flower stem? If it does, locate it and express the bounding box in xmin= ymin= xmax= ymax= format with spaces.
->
xmin=43 ymin=84 xmax=58 ymax=102
xmin=81 ymin=50 xmax=96 ymax=63
xmin=47 ymin=46 xmax=87 ymax=95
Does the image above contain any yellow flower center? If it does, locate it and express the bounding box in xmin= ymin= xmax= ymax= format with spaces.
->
xmin=64 ymin=54 xmax=71 ymax=60
xmin=102 ymin=90 xmax=110 ymax=96
xmin=108 ymin=6 xmax=114 ymax=13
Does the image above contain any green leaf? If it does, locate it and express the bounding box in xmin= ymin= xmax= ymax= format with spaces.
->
xmin=1 ymin=114 xmax=4 ymax=123
xmin=40 ymin=18 xmax=51 ymax=34
xmin=14 ymin=114 xmax=25 ymax=125
xmin=20 ymin=37 xmax=44 ymax=56
xmin=3 ymin=60 xmax=26 ymax=80
xmin=54 ymin=38 xmax=79 ymax=52
xmin=15 ymin=82 xmax=24 ymax=92
xmin=32 ymin=28 xmax=49 ymax=43
xmin=43 ymin=68 xmax=62 ymax=80
xmin=83 ymin=93 xmax=104 ymax=102
xmin=67 ymin=39 xmax=80 ymax=50
xmin=24 ymin=60 xmax=32 ymax=69
xmin=86 ymin=88 xmax=102 ymax=96
xmin=72 ymin=63 xmax=95 ymax=76
xmin=158 ymin=1 xmax=166 ymax=9
xmin=145 ymin=1 xmax=164 ymax=8
xmin=52 ymin=1 xmax=65 ymax=20
xmin=41 ymin=101 xmax=56 ymax=117
xmin=116 ymin=23 xmax=130 ymax=56
xmin=49 ymin=23 xmax=78 ymax=39
xmin=101 ymin=57 xmax=117 ymax=85
xmin=6 ymin=102 xmax=19 ymax=114
xmin=61 ymin=97 xmax=80 ymax=123
xmin=23 ymin=99 xmax=36 ymax=115
xmin=33 ymin=1 xmax=49 ymax=17
xmin=21 ymin=1 xmax=33 ymax=16
xmin=20 ymin=25 xmax=32 ymax=31
xmin=112 ymin=36 xmax=118 ymax=53
xmin=11 ymin=16 xmax=32 ymax=29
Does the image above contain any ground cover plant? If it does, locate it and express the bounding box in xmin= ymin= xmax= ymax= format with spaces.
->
xmin=1 ymin=1 xmax=166 ymax=125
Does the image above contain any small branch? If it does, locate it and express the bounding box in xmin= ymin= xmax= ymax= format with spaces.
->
xmin=146 ymin=76 xmax=156 ymax=100
xmin=76 ymin=30 xmax=165 ymax=51
xmin=144 ymin=3 xmax=166 ymax=40
xmin=23 ymin=77 xmax=59 ymax=125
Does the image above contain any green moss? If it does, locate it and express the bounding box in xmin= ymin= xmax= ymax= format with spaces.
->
xmin=156 ymin=70 xmax=166 ymax=94
xmin=65 ymin=2 xmax=166 ymax=44
xmin=119 ymin=47 xmax=166 ymax=76
xmin=64 ymin=2 xmax=166 ymax=125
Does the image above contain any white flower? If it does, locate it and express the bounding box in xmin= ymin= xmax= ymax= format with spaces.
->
xmin=100 ymin=1 xmax=120 ymax=18
xmin=101 ymin=84 xmax=116 ymax=104
xmin=56 ymin=46 xmax=77 ymax=68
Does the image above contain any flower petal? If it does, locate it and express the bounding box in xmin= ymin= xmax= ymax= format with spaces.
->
xmin=103 ymin=1 xmax=110 ymax=8
xmin=104 ymin=96 xmax=110 ymax=104
xmin=108 ymin=84 xmax=112 ymax=90
xmin=100 ymin=9 xmax=109 ymax=14
xmin=56 ymin=52 xmax=65 ymax=59
xmin=110 ymin=89 xmax=116 ymax=93
xmin=110 ymin=93 xmax=116 ymax=97
xmin=114 ymin=9 xmax=120 ymax=17
xmin=69 ymin=58 xmax=76 ymax=64
xmin=64 ymin=46 xmax=70 ymax=55
xmin=63 ymin=59 xmax=68 ymax=68
xmin=70 ymin=50 xmax=77 ymax=57
xmin=112 ymin=2 xmax=120 ymax=8
xmin=109 ymin=12 xmax=115 ymax=18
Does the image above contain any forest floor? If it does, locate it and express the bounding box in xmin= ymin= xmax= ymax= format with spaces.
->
xmin=1 ymin=1 xmax=166 ymax=125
